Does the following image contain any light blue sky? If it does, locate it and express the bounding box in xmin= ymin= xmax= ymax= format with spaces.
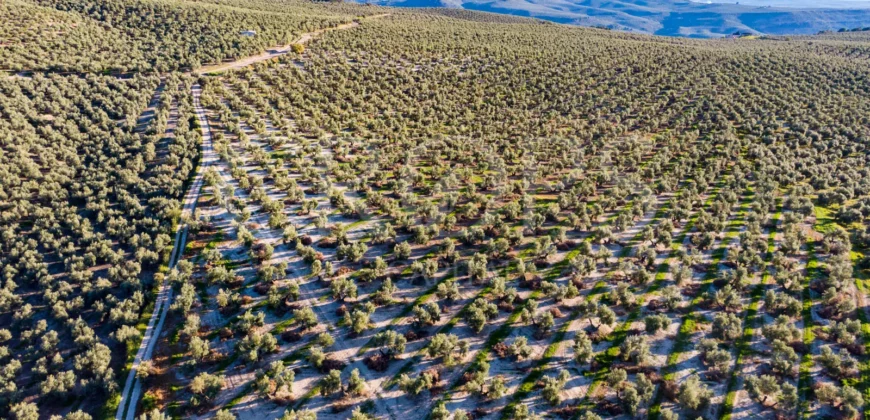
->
xmin=689 ymin=0 xmax=870 ymax=8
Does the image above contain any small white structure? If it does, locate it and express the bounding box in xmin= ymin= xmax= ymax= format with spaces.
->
xmin=240 ymin=30 xmax=257 ymax=37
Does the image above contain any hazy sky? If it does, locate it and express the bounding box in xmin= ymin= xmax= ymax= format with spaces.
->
xmin=690 ymin=0 xmax=870 ymax=8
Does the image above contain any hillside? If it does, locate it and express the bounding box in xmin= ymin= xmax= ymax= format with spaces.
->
xmin=364 ymin=0 xmax=870 ymax=37
xmin=2 ymin=1 xmax=870 ymax=420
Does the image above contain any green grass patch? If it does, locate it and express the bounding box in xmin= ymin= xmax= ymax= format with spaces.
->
xmin=649 ymin=186 xmax=753 ymax=419
xmin=721 ymin=203 xmax=781 ymax=419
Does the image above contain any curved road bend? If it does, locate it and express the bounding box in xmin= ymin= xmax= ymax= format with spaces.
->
xmin=116 ymin=15 xmax=391 ymax=418
xmin=197 ymin=14 xmax=389 ymax=75
xmin=116 ymin=84 xmax=216 ymax=420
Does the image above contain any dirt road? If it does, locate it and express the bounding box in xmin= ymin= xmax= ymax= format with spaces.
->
xmin=115 ymin=14 xmax=390 ymax=419
xmin=115 ymin=13 xmax=389 ymax=420
xmin=197 ymin=14 xmax=389 ymax=74
xmin=115 ymin=84 xmax=217 ymax=420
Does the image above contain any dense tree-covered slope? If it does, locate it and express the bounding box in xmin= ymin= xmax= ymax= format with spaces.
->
xmin=0 ymin=0 xmax=372 ymax=72
xmin=2 ymin=2 xmax=870 ymax=420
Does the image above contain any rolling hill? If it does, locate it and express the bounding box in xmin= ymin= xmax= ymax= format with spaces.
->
xmin=4 ymin=0 xmax=870 ymax=419
xmin=360 ymin=0 xmax=870 ymax=37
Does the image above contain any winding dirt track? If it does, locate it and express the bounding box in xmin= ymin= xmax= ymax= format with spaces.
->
xmin=116 ymin=84 xmax=216 ymax=420
xmin=115 ymin=14 xmax=388 ymax=420
xmin=198 ymin=14 xmax=390 ymax=74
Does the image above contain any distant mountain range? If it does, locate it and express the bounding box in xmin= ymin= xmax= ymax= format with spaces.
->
xmin=360 ymin=0 xmax=870 ymax=37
